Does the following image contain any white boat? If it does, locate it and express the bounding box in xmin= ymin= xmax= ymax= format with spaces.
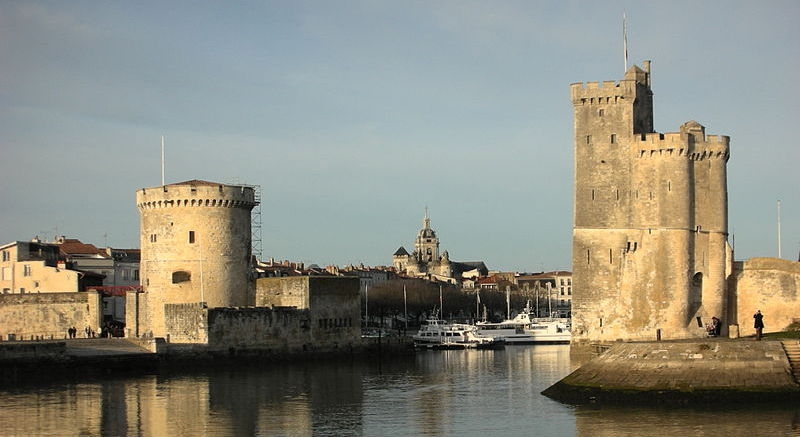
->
xmin=413 ymin=312 xmax=504 ymax=350
xmin=475 ymin=302 xmax=571 ymax=344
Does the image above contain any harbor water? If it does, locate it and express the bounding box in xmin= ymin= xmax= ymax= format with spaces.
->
xmin=0 ymin=345 xmax=797 ymax=436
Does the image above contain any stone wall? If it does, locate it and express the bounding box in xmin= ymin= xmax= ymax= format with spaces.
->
xmin=255 ymin=276 xmax=310 ymax=308
xmin=164 ymin=303 xmax=207 ymax=343
xmin=207 ymin=307 xmax=314 ymax=351
xmin=0 ymin=291 xmax=102 ymax=340
xmin=151 ymin=276 xmax=363 ymax=351
xmin=729 ymin=258 xmax=800 ymax=336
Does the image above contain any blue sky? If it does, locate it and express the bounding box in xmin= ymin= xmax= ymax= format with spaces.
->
xmin=1 ymin=1 xmax=798 ymax=271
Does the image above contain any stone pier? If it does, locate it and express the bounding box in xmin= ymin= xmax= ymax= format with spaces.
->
xmin=543 ymin=340 xmax=800 ymax=404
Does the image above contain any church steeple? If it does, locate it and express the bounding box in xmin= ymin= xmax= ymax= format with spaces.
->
xmin=415 ymin=208 xmax=439 ymax=263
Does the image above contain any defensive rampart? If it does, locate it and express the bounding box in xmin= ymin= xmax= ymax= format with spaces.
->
xmin=0 ymin=291 xmax=102 ymax=341
xmin=729 ymin=258 xmax=800 ymax=335
xmin=161 ymin=304 xmax=360 ymax=354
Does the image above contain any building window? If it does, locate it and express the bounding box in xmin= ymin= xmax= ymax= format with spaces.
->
xmin=1 ymin=250 xmax=8 ymax=261
xmin=150 ymin=234 xmax=157 ymax=243
xmin=189 ymin=230 xmax=195 ymax=244
xmin=134 ymin=270 xmax=139 ymax=281
xmin=610 ymin=134 xmax=617 ymax=144
xmin=23 ymin=264 xmax=31 ymax=276
xmin=172 ymin=271 xmax=191 ymax=283
xmin=598 ymin=109 xmax=604 ymax=117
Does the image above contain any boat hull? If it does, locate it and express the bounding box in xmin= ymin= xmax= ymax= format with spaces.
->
xmin=413 ymin=339 xmax=505 ymax=350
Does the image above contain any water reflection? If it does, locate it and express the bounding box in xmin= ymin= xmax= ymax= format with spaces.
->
xmin=0 ymin=346 xmax=796 ymax=436
xmin=575 ymin=404 xmax=800 ymax=437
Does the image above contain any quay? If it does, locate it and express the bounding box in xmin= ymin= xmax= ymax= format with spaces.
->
xmin=543 ymin=338 xmax=800 ymax=404
xmin=0 ymin=335 xmax=413 ymax=383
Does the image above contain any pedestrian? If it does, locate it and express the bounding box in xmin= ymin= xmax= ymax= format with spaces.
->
xmin=753 ymin=310 xmax=764 ymax=340
xmin=711 ymin=316 xmax=721 ymax=337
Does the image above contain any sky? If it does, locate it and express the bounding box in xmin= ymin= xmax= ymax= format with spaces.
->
xmin=1 ymin=1 xmax=798 ymax=272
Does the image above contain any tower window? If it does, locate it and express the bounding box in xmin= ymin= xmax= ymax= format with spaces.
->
xmin=610 ymin=134 xmax=617 ymax=144
xmin=189 ymin=231 xmax=195 ymax=244
xmin=172 ymin=271 xmax=191 ymax=283
xmin=598 ymin=109 xmax=604 ymax=117
xmin=586 ymin=135 xmax=591 ymax=144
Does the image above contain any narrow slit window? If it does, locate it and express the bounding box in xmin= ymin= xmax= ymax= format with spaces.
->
xmin=189 ymin=230 xmax=195 ymax=244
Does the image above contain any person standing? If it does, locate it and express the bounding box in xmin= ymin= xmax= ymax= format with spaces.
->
xmin=753 ymin=310 xmax=764 ymax=340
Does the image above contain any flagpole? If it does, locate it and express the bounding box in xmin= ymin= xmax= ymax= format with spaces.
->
xmin=161 ymin=135 xmax=165 ymax=186
xmin=778 ymin=200 xmax=782 ymax=259
xmin=623 ymin=12 xmax=628 ymax=72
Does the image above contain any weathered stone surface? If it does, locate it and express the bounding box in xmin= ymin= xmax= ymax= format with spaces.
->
xmin=543 ymin=341 xmax=800 ymax=404
xmin=0 ymin=291 xmax=102 ymax=340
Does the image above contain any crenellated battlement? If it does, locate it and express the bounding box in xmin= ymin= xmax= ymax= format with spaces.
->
xmin=634 ymin=131 xmax=730 ymax=160
xmin=136 ymin=180 xmax=257 ymax=211
xmin=571 ymin=79 xmax=638 ymax=104
xmin=136 ymin=197 xmax=256 ymax=210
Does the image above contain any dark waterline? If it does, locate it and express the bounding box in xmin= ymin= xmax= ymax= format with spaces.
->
xmin=0 ymin=345 xmax=797 ymax=436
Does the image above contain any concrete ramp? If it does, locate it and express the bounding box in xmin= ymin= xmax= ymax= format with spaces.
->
xmin=66 ymin=338 xmax=153 ymax=358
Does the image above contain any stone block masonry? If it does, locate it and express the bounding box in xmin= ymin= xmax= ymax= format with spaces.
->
xmin=543 ymin=341 xmax=800 ymax=404
xmin=161 ymin=304 xmax=361 ymax=354
xmin=0 ymin=291 xmax=102 ymax=341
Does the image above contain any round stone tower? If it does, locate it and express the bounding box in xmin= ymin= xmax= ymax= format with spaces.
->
xmin=132 ymin=180 xmax=257 ymax=337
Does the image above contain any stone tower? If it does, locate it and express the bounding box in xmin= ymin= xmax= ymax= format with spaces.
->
xmin=131 ymin=180 xmax=257 ymax=337
xmin=571 ymin=62 xmax=731 ymax=342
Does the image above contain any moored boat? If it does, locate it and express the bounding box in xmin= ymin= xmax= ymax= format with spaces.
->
xmin=476 ymin=302 xmax=571 ymax=344
xmin=412 ymin=312 xmax=504 ymax=350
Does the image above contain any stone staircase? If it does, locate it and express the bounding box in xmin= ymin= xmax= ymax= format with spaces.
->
xmin=782 ymin=340 xmax=800 ymax=383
